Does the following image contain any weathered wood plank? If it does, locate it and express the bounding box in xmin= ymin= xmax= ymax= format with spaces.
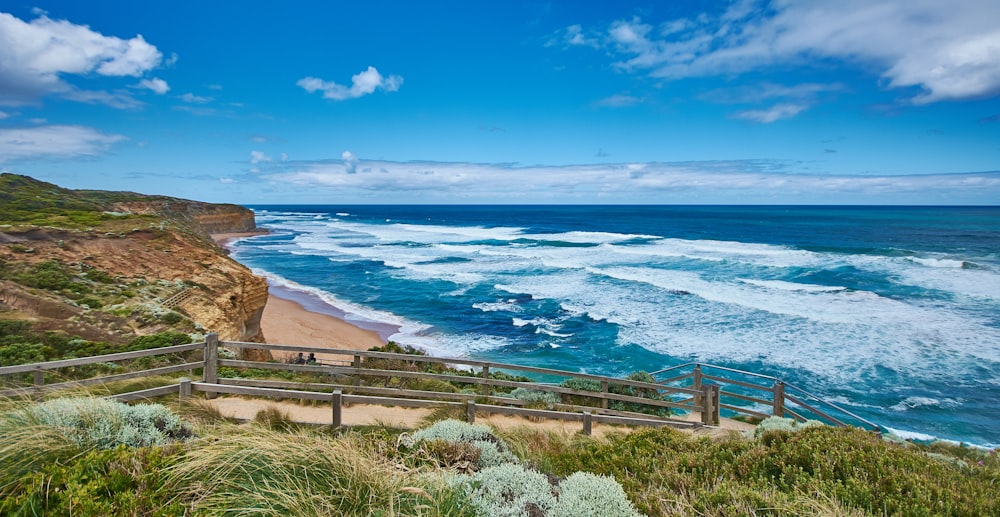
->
xmin=0 ymin=362 xmax=202 ymax=398
xmin=719 ymin=390 xmax=772 ymax=407
xmin=784 ymin=393 xmax=849 ymax=427
xmin=343 ymin=394 xmax=461 ymax=409
xmin=0 ymin=343 xmax=205 ymax=375
xmin=591 ymin=414 xmax=698 ymax=429
xmin=192 ymin=382 xmax=332 ymax=402
xmin=719 ymin=403 xmax=769 ymax=420
xmin=109 ymin=384 xmax=180 ymax=402
xmin=702 ymin=374 xmax=771 ymax=393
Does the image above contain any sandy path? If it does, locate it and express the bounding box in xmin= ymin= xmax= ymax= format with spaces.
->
xmin=205 ymin=397 xmax=752 ymax=438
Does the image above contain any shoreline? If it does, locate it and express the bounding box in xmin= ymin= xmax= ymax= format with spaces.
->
xmin=212 ymin=230 xmax=390 ymax=360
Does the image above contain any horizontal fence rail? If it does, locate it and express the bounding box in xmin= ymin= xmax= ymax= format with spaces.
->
xmin=651 ymin=363 xmax=881 ymax=431
xmin=1 ymin=333 xmax=883 ymax=435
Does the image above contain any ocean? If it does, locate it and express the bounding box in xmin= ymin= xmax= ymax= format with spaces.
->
xmin=227 ymin=205 xmax=1000 ymax=447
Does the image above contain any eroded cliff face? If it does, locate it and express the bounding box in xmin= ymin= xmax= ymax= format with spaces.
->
xmin=0 ymin=225 xmax=268 ymax=345
xmin=0 ymin=175 xmax=269 ymax=351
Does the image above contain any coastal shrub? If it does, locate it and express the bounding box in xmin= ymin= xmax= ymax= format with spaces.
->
xmin=752 ymin=416 xmax=825 ymax=437
xmin=411 ymin=419 xmax=519 ymax=469
xmin=0 ymin=445 xmax=182 ymax=517
xmin=507 ymin=424 xmax=999 ymax=517
xmin=561 ymin=372 xmax=670 ymax=416
xmin=462 ymin=462 xmax=555 ymax=517
xmin=5 ymin=397 xmax=192 ymax=449
xmin=510 ymin=387 xmax=561 ymax=409
xmin=554 ymin=472 xmax=643 ymax=517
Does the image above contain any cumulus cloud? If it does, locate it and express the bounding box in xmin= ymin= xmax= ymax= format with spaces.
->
xmin=249 ymin=150 xmax=271 ymax=164
xmin=0 ymin=125 xmax=125 ymax=162
xmin=134 ymin=77 xmax=169 ymax=94
xmin=0 ymin=11 xmax=164 ymax=106
xmin=341 ymin=150 xmax=359 ymax=173
xmin=584 ymin=0 xmax=1000 ymax=104
xmin=255 ymin=156 xmax=1000 ymax=204
xmin=297 ymin=66 xmax=403 ymax=101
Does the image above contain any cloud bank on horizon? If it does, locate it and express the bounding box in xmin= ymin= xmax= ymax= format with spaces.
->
xmin=253 ymin=155 xmax=1000 ymax=205
xmin=0 ymin=1 xmax=998 ymax=204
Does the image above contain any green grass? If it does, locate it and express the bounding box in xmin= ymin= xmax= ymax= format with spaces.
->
xmin=0 ymin=393 xmax=996 ymax=517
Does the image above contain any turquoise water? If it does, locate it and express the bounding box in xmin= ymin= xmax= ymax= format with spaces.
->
xmin=229 ymin=205 xmax=1000 ymax=447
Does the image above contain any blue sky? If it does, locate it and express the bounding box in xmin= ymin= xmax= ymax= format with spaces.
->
xmin=1 ymin=0 xmax=998 ymax=204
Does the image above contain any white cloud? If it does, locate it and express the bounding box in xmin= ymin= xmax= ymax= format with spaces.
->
xmin=593 ymin=0 xmax=1000 ymax=104
xmin=0 ymin=125 xmax=125 ymax=162
xmin=593 ymin=93 xmax=641 ymax=108
xmin=249 ymin=150 xmax=271 ymax=164
xmin=179 ymin=92 xmax=211 ymax=103
xmin=342 ymin=150 xmax=359 ymax=173
xmin=0 ymin=111 xmax=9 ymax=119
xmin=733 ymin=103 xmax=808 ymax=123
xmin=297 ymin=66 xmax=403 ymax=101
xmin=257 ymin=156 xmax=1000 ymax=204
xmin=0 ymin=11 xmax=164 ymax=106
xmin=135 ymin=77 xmax=169 ymax=94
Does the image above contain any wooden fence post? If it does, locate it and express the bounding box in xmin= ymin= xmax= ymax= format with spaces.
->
xmin=332 ymin=390 xmax=343 ymax=429
xmin=352 ymin=354 xmax=361 ymax=386
xmin=466 ymin=400 xmax=476 ymax=424
xmin=600 ymin=380 xmax=609 ymax=410
xmin=204 ymin=333 xmax=218 ymax=400
xmin=701 ymin=384 xmax=720 ymax=426
xmin=481 ymin=364 xmax=491 ymax=397
xmin=33 ymin=369 xmax=44 ymax=401
xmin=582 ymin=411 xmax=593 ymax=436
xmin=772 ymin=381 xmax=785 ymax=418
xmin=692 ymin=365 xmax=703 ymax=408
xmin=179 ymin=377 xmax=192 ymax=400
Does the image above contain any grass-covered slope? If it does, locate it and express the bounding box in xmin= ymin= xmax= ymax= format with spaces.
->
xmin=0 ymin=395 xmax=996 ymax=517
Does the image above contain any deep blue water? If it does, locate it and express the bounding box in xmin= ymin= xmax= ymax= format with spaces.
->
xmin=229 ymin=205 xmax=1000 ymax=447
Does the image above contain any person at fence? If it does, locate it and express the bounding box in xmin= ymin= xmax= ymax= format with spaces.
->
xmin=306 ymin=353 xmax=317 ymax=364
xmin=294 ymin=353 xmax=305 ymax=364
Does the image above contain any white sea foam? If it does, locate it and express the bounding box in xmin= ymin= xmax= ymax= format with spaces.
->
xmin=473 ymin=301 xmax=522 ymax=313
xmin=909 ymin=257 xmax=967 ymax=268
xmin=890 ymin=396 xmax=961 ymax=412
xmin=738 ymin=279 xmax=847 ymax=292
xmin=536 ymin=327 xmax=572 ymax=338
xmin=883 ymin=426 xmax=940 ymax=442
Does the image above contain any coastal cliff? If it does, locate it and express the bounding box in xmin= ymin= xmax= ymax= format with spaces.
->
xmin=0 ymin=174 xmax=268 ymax=350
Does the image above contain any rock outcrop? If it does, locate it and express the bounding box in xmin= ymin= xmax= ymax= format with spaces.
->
xmin=0 ymin=174 xmax=269 ymax=350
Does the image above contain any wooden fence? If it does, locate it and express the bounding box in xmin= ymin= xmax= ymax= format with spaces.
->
xmin=0 ymin=333 xmax=881 ymax=434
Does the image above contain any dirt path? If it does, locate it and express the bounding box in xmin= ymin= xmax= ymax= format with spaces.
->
xmin=205 ymin=396 xmax=755 ymax=438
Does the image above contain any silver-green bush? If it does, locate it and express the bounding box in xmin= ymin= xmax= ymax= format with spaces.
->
xmin=509 ymin=387 xmax=561 ymax=409
xmin=412 ymin=419 xmax=518 ymax=468
xmin=554 ymin=472 xmax=643 ymax=517
xmin=5 ymin=397 xmax=191 ymax=449
xmin=465 ymin=462 xmax=555 ymax=517
xmin=751 ymin=416 xmax=825 ymax=437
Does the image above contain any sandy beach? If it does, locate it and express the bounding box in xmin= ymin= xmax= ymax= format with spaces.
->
xmin=212 ymin=231 xmax=387 ymax=357
xmin=261 ymin=295 xmax=385 ymax=353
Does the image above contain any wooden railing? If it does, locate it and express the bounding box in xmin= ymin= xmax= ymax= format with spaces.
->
xmin=651 ymin=363 xmax=881 ymax=431
xmin=0 ymin=334 xmax=882 ymax=434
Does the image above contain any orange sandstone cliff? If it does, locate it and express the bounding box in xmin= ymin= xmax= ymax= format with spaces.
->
xmin=0 ymin=174 xmax=269 ymax=355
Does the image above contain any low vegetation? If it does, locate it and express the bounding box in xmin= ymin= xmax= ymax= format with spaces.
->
xmin=0 ymin=392 xmax=995 ymax=517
